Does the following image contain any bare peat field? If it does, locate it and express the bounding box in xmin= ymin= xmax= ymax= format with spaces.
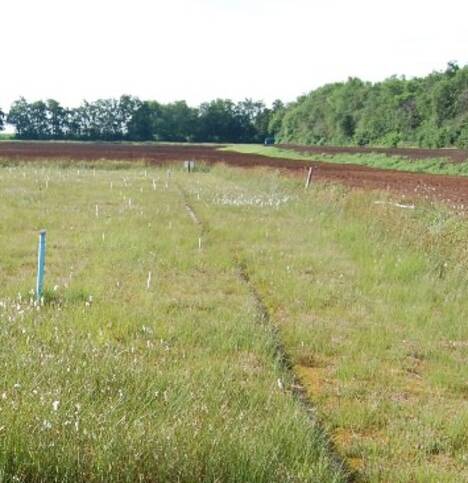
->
xmin=2 ymin=141 xmax=468 ymax=208
xmin=0 ymin=160 xmax=467 ymax=482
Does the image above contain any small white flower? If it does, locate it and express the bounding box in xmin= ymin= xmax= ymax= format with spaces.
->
xmin=52 ymin=400 xmax=60 ymax=411
xmin=277 ymin=379 xmax=285 ymax=391
xmin=42 ymin=420 xmax=52 ymax=430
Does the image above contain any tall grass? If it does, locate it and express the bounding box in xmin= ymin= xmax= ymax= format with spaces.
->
xmin=183 ymin=165 xmax=468 ymax=482
xmin=0 ymin=163 xmax=345 ymax=482
xmin=1 ymin=161 xmax=467 ymax=481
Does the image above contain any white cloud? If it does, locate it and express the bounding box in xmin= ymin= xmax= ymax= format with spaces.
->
xmin=1 ymin=0 xmax=467 ymax=110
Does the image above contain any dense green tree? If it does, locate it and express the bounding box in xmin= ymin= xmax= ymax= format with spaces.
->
xmin=237 ymin=99 xmax=272 ymax=142
xmin=275 ymin=63 xmax=468 ymax=148
xmin=267 ymin=100 xmax=286 ymax=138
xmin=8 ymin=98 xmax=36 ymax=138
xmin=6 ymin=96 xmax=272 ymax=143
xmin=45 ymin=99 xmax=67 ymax=138
xmin=127 ymin=101 xmax=153 ymax=141
xmin=9 ymin=64 xmax=465 ymax=148
xmin=197 ymin=99 xmax=245 ymax=142
xmin=156 ymin=101 xmax=198 ymax=141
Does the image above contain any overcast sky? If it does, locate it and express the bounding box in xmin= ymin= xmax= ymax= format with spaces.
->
xmin=2 ymin=0 xmax=467 ymax=110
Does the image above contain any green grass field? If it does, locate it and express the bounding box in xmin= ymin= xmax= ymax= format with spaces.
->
xmin=0 ymin=161 xmax=466 ymax=481
xmin=222 ymin=144 xmax=468 ymax=177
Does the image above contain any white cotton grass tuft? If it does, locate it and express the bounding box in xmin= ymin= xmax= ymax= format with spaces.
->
xmin=210 ymin=189 xmax=293 ymax=209
xmin=204 ymin=184 xmax=294 ymax=208
xmin=42 ymin=420 xmax=52 ymax=430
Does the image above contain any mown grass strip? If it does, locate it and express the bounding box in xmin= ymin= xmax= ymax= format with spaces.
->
xmin=222 ymin=144 xmax=468 ymax=176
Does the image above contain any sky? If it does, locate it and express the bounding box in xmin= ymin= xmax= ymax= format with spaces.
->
xmin=2 ymin=0 xmax=468 ymax=111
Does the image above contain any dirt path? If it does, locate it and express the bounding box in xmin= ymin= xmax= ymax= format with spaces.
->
xmin=1 ymin=141 xmax=468 ymax=207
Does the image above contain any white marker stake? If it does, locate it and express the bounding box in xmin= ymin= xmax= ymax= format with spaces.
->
xmin=146 ymin=271 xmax=152 ymax=290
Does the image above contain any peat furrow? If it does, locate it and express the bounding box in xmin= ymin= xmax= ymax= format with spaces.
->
xmin=177 ymin=182 xmax=354 ymax=482
xmin=176 ymin=182 xmax=208 ymax=239
xmin=234 ymin=256 xmax=355 ymax=482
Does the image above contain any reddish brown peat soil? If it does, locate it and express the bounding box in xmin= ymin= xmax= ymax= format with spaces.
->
xmin=1 ymin=142 xmax=468 ymax=208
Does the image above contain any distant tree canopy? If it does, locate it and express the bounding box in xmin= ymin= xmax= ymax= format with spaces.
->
xmin=273 ymin=63 xmax=468 ymax=148
xmin=0 ymin=108 xmax=4 ymax=131
xmin=2 ymin=63 xmax=467 ymax=147
xmin=5 ymin=96 xmax=273 ymax=143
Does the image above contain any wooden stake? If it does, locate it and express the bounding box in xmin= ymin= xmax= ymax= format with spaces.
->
xmin=305 ymin=167 xmax=313 ymax=189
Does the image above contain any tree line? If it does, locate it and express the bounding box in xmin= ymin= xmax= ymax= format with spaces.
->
xmin=1 ymin=63 xmax=467 ymax=147
xmin=273 ymin=62 xmax=468 ymax=148
xmin=2 ymin=97 xmax=283 ymax=143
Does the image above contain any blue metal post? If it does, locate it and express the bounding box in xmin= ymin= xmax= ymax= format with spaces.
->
xmin=36 ymin=230 xmax=46 ymax=301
